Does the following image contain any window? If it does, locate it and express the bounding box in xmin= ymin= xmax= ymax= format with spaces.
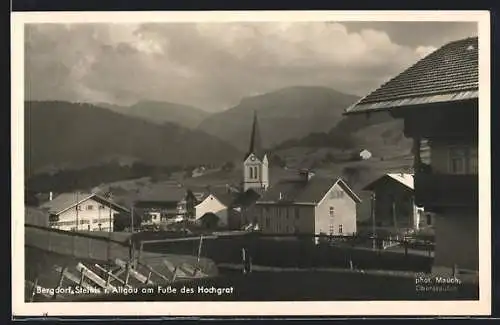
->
xmin=57 ymin=221 xmax=76 ymax=226
xmin=338 ymin=224 xmax=343 ymax=234
xmin=249 ymin=167 xmax=254 ymax=179
xmin=99 ymin=205 xmax=105 ymax=210
xmin=330 ymin=191 xmax=344 ymax=199
xmin=449 ymin=146 xmax=478 ymax=174
xmin=329 ymin=224 xmax=334 ymax=236
xmin=86 ymin=205 xmax=94 ymax=210
xmin=329 ymin=207 xmax=335 ymax=218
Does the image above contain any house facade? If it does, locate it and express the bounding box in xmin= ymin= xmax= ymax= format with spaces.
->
xmin=194 ymin=193 xmax=229 ymax=227
xmin=253 ymin=170 xmax=361 ymax=240
xmin=134 ymin=185 xmax=193 ymax=226
xmin=345 ymin=37 xmax=480 ymax=275
xmin=135 ymin=184 xmax=234 ymax=228
xmin=362 ymin=173 xmax=430 ymax=235
xmin=39 ymin=192 xmax=130 ymax=232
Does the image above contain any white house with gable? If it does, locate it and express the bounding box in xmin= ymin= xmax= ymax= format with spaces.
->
xmin=39 ymin=192 xmax=130 ymax=232
xmin=194 ymin=193 xmax=229 ymax=227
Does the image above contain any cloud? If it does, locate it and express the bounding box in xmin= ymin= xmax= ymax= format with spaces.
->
xmin=24 ymin=22 xmax=469 ymax=111
xmin=415 ymin=45 xmax=437 ymax=58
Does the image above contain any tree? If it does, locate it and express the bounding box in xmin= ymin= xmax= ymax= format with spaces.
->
xmin=113 ymin=212 xmax=141 ymax=232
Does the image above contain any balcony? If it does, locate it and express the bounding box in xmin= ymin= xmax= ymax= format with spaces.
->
xmin=414 ymin=173 xmax=478 ymax=211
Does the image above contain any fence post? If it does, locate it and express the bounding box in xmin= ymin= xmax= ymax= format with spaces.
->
xmin=88 ymin=236 xmax=92 ymax=259
xmin=47 ymin=229 xmax=52 ymax=252
xmin=30 ymin=277 xmax=39 ymax=302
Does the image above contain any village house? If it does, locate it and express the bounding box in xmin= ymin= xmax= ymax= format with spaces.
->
xmin=188 ymin=186 xmax=235 ymax=228
xmin=135 ymin=183 xmax=234 ymax=228
xmin=134 ymin=184 xmax=190 ymax=226
xmin=362 ymin=173 xmax=430 ymax=236
xmin=344 ymin=37 xmax=480 ymax=275
xmin=251 ymin=170 xmax=361 ymax=240
xmin=38 ymin=192 xmax=130 ymax=232
xmin=357 ymin=149 xmax=372 ymax=161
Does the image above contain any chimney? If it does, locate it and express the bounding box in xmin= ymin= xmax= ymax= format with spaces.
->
xmin=49 ymin=191 xmax=53 ymax=201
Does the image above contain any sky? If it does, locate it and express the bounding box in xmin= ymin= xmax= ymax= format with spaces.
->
xmin=24 ymin=21 xmax=477 ymax=112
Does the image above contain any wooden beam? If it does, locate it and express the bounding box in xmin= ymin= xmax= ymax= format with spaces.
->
xmin=137 ymin=261 xmax=170 ymax=283
xmin=93 ymin=264 xmax=132 ymax=288
xmin=53 ymin=266 xmax=95 ymax=291
xmin=115 ymin=258 xmax=154 ymax=285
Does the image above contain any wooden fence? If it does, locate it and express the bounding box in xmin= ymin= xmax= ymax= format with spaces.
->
xmin=25 ymin=224 xmax=131 ymax=262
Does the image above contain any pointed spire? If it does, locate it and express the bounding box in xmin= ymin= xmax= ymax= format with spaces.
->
xmin=246 ymin=110 xmax=263 ymax=159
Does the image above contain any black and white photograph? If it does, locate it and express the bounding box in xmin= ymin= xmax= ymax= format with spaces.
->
xmin=12 ymin=11 xmax=491 ymax=316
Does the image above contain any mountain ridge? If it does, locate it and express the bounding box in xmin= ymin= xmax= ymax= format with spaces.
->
xmin=197 ymin=86 xmax=361 ymax=151
xmin=97 ymin=100 xmax=210 ymax=129
xmin=25 ymin=101 xmax=241 ymax=176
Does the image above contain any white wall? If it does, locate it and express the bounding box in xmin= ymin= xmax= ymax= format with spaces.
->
xmin=315 ymin=183 xmax=357 ymax=236
xmin=243 ymin=154 xmax=269 ymax=191
xmin=54 ymin=198 xmax=120 ymax=232
xmin=195 ymin=194 xmax=228 ymax=226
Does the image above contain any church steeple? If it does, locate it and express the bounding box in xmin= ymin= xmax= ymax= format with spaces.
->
xmin=246 ymin=111 xmax=263 ymax=160
xmin=243 ymin=110 xmax=269 ymax=192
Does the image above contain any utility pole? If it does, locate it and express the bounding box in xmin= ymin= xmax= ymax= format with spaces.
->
xmin=75 ymin=191 xmax=79 ymax=231
xmin=131 ymin=204 xmax=134 ymax=234
xmin=109 ymin=192 xmax=112 ymax=232
xmin=371 ymin=193 xmax=376 ymax=250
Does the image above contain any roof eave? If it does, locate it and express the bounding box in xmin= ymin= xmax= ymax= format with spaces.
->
xmin=344 ymin=90 xmax=478 ymax=116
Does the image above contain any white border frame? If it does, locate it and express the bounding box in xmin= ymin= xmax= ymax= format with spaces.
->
xmin=11 ymin=10 xmax=491 ymax=317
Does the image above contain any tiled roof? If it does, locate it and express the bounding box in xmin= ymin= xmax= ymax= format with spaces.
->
xmin=363 ymin=173 xmax=414 ymax=191
xmin=136 ymin=184 xmax=187 ymax=203
xmin=232 ymin=189 xmax=262 ymax=208
xmin=257 ymin=176 xmax=361 ymax=204
xmin=345 ymin=36 xmax=478 ymax=114
xmin=39 ymin=192 xmax=129 ymax=215
xmin=40 ymin=192 xmax=94 ymax=214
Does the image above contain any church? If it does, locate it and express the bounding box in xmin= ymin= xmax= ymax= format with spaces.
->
xmin=242 ymin=111 xmax=269 ymax=193
xmin=230 ymin=111 xmax=361 ymax=238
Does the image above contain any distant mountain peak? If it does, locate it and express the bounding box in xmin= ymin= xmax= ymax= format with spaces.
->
xmin=197 ymin=86 xmax=361 ymax=151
